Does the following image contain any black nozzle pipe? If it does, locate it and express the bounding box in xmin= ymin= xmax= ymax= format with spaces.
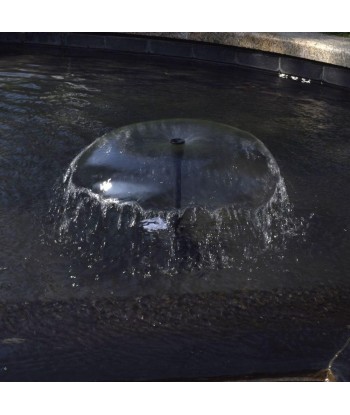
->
xmin=170 ymin=138 xmax=185 ymax=145
xmin=170 ymin=138 xmax=185 ymax=209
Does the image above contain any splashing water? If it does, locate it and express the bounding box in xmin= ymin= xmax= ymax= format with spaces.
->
xmin=50 ymin=119 xmax=304 ymax=277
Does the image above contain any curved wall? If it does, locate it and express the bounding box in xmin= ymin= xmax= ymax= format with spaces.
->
xmin=1 ymin=32 xmax=350 ymax=89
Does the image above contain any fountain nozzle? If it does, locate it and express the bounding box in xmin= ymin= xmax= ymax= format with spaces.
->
xmin=170 ymin=138 xmax=185 ymax=145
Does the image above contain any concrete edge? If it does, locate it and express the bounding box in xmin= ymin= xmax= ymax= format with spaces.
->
xmin=1 ymin=32 xmax=350 ymax=90
xmin=131 ymin=32 xmax=350 ymax=69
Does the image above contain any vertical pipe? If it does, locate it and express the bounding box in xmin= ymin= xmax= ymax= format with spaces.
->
xmin=175 ymin=152 xmax=183 ymax=209
xmin=170 ymin=138 xmax=185 ymax=210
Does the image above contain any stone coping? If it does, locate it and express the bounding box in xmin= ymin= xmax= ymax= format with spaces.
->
xmin=132 ymin=33 xmax=350 ymax=69
xmin=1 ymin=32 xmax=350 ymax=89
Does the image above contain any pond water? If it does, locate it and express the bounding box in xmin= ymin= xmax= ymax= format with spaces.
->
xmin=0 ymin=50 xmax=350 ymax=381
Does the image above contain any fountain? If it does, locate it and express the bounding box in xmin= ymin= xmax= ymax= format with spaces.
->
xmin=1 ymin=47 xmax=349 ymax=381
xmin=53 ymin=119 xmax=297 ymax=277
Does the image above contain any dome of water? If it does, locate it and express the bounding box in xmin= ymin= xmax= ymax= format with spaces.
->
xmin=53 ymin=119 xmax=297 ymax=275
xmin=71 ymin=119 xmax=279 ymax=210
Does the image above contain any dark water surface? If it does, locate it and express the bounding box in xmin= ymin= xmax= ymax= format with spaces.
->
xmin=0 ymin=51 xmax=350 ymax=380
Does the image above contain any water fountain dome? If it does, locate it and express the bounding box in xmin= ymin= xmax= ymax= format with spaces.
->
xmin=55 ymin=119 xmax=293 ymax=273
xmin=70 ymin=119 xmax=280 ymax=211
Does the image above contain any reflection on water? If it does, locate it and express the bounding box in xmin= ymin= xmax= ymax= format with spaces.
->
xmin=0 ymin=52 xmax=350 ymax=380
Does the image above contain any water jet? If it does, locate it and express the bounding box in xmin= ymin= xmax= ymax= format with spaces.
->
xmin=54 ymin=119 xmax=295 ymax=274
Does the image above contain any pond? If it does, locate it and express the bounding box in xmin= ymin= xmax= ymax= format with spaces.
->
xmin=0 ymin=50 xmax=350 ymax=380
